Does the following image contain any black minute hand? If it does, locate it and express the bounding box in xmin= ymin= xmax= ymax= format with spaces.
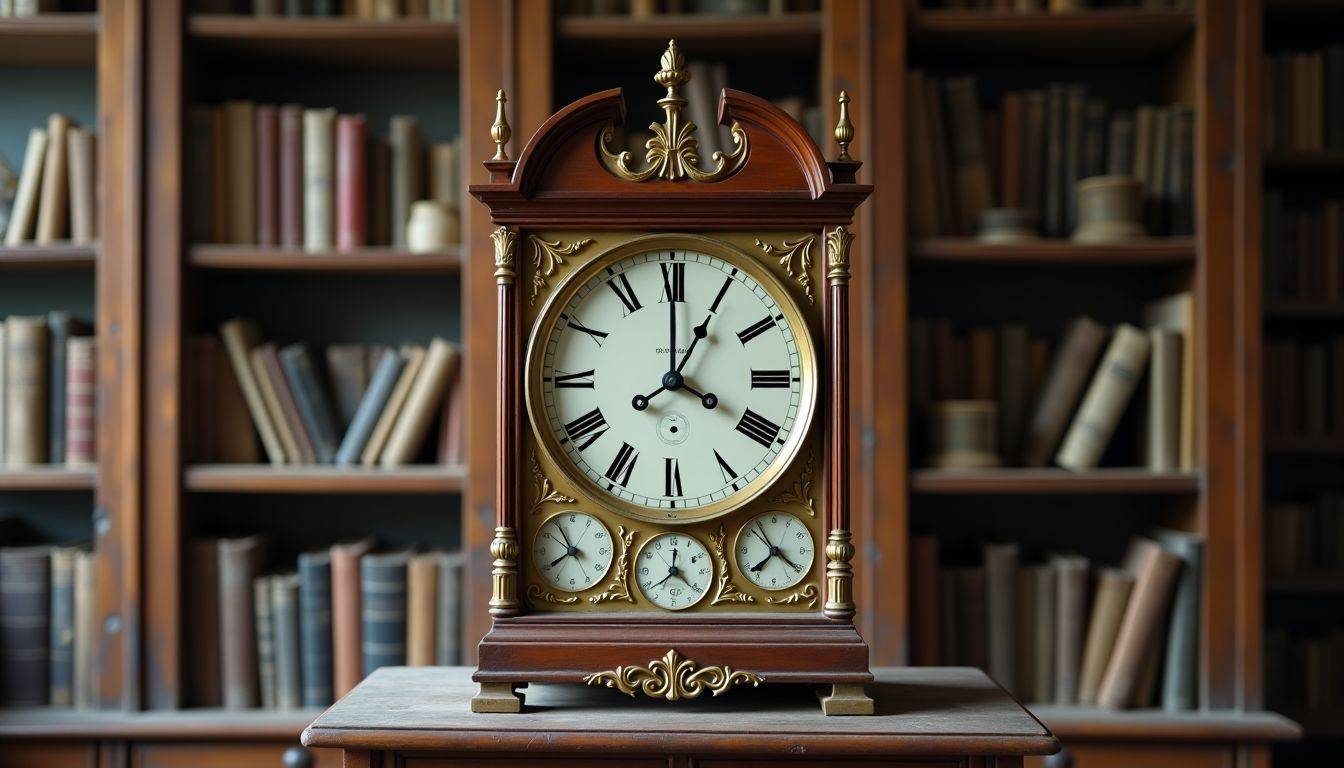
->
xmin=668 ymin=294 xmax=677 ymax=371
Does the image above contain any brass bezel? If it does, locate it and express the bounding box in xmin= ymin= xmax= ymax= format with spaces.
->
xmin=731 ymin=511 xmax=815 ymax=592
xmin=524 ymin=233 xmax=819 ymax=525
xmin=531 ymin=510 xmax=615 ymax=594
xmin=632 ymin=531 xmax=714 ymax=611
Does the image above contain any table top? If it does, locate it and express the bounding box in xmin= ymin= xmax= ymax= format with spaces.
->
xmin=302 ymin=666 xmax=1060 ymax=757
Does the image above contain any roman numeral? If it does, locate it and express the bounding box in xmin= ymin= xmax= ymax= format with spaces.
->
xmin=552 ymin=369 xmax=595 ymax=389
xmin=750 ymin=369 xmax=790 ymax=388
xmin=735 ymin=408 xmax=782 ymax=448
xmin=605 ymin=442 xmax=639 ymax=486
xmin=660 ymin=261 xmax=685 ymax=303
xmin=664 ymin=457 xmax=683 ymax=497
xmin=713 ymin=450 xmax=738 ymax=490
xmin=566 ymin=317 xmax=609 ymax=346
xmin=562 ymin=408 xmax=608 ymax=451
xmin=709 ymin=275 xmax=732 ymax=314
xmin=606 ymin=273 xmax=643 ymax=316
xmin=736 ymin=316 xmax=776 ymax=346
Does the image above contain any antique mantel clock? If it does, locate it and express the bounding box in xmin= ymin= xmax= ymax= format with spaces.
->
xmin=469 ymin=41 xmax=873 ymax=715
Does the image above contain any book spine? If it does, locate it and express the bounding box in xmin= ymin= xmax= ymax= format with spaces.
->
xmin=1158 ymin=532 xmax=1203 ymax=711
xmin=219 ymin=536 xmax=264 ymax=709
xmin=361 ymin=553 xmax=409 ymax=676
xmin=956 ymin=567 xmax=988 ymax=671
xmin=1096 ymin=539 xmax=1181 ymax=708
xmin=1145 ymin=328 xmax=1183 ymax=472
xmin=406 ymin=554 xmax=438 ymax=666
xmin=361 ymin=346 xmax=425 ymax=466
xmin=279 ymin=343 xmax=341 ymax=463
xmin=251 ymin=345 xmax=303 ymax=465
xmin=983 ymin=543 xmax=1018 ymax=694
xmin=388 ymin=116 xmax=423 ymax=249
xmin=271 ymin=574 xmax=301 ymax=710
xmin=210 ymin=107 xmax=228 ymax=242
xmin=429 ymin=139 xmax=460 ymax=208
xmin=1078 ymin=568 xmax=1135 ymax=705
xmin=325 ymin=344 xmax=369 ymax=432
xmin=336 ymin=349 xmax=405 ymax=466
xmin=254 ymin=576 xmax=276 ymax=709
xmin=67 ymin=127 xmax=97 ymax=245
xmin=262 ymin=344 xmax=318 ymax=464
xmin=1014 ymin=566 xmax=1037 ymax=698
xmin=998 ymin=324 xmax=1030 ymax=466
xmin=0 ymin=548 xmax=51 ymax=705
xmin=1031 ymin=564 xmax=1057 ymax=702
xmin=36 ymin=114 xmax=70 ymax=245
xmin=255 ymin=105 xmax=280 ymax=248
xmin=5 ymin=128 xmax=47 ymax=245
xmin=1063 ymin=85 xmax=1085 ymax=235
xmin=1167 ymin=105 xmax=1195 ymax=236
xmin=438 ymin=363 xmax=465 ymax=464
xmin=298 ymin=552 xmax=334 ymax=707
xmin=224 ymin=101 xmax=257 ymax=244
xmin=1056 ymin=324 xmax=1152 ymax=471
xmin=943 ymin=77 xmax=993 ymax=235
xmin=218 ymin=318 xmax=286 ymax=465
xmin=909 ymin=534 xmax=941 ymax=667
xmin=381 ymin=339 xmax=458 ymax=466
xmin=73 ymin=550 xmax=97 ymax=708
xmin=303 ymin=108 xmax=337 ymax=252
xmin=1044 ymin=83 xmax=1066 ymax=237
xmin=47 ymin=311 xmax=72 ymax=464
xmin=48 ymin=548 xmax=76 ymax=706
xmin=1021 ymin=90 xmax=1046 ymax=228
xmin=5 ymin=316 xmax=50 ymax=466
xmin=368 ymin=136 xmax=391 ymax=246
xmin=185 ymin=540 xmax=221 ymax=707
xmin=435 ymin=552 xmax=463 ymax=665
xmin=331 ymin=540 xmax=373 ymax=698
xmin=278 ymin=105 xmax=304 ymax=249
xmin=336 ymin=114 xmax=369 ymax=251
xmin=1052 ymin=555 xmax=1090 ymax=705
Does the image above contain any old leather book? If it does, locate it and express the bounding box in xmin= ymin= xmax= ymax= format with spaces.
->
xmin=1052 ymin=554 xmax=1089 ymax=704
xmin=280 ymin=343 xmax=341 ymax=464
xmin=331 ymin=538 xmax=375 ymax=698
xmin=64 ymin=336 xmax=97 ymax=466
xmin=255 ymin=343 xmax=316 ymax=464
xmin=188 ymin=108 xmax=218 ymax=244
xmin=380 ymin=339 xmax=459 ymax=466
xmin=255 ymin=105 xmax=279 ymax=247
xmin=361 ymin=345 xmax=425 ymax=467
xmin=326 ymin=343 xmax=370 ymax=431
xmin=1154 ymin=528 xmax=1203 ymax=710
xmin=47 ymin=311 xmax=90 ymax=464
xmin=908 ymin=534 xmax=941 ymax=667
xmin=219 ymin=318 xmax=285 ymax=465
xmin=279 ymin=104 xmax=304 ymax=249
xmin=223 ymin=101 xmax=256 ymax=244
xmin=48 ymin=546 xmax=79 ymax=706
xmin=435 ymin=551 xmax=464 ymax=665
xmin=337 ymin=348 xmax=404 ymax=466
xmin=1022 ymin=316 xmax=1106 ymax=467
xmin=388 ymin=115 xmax=422 ymax=248
xmin=1056 ymin=324 xmax=1151 ymax=471
xmin=35 ymin=113 xmax=70 ymax=245
xmin=956 ymin=567 xmax=988 ymax=671
xmin=984 ymin=542 xmax=1019 ymax=694
xmin=186 ymin=540 xmax=222 ymax=707
xmin=1078 ymin=567 xmax=1134 ymax=705
xmin=5 ymin=315 xmax=49 ymax=466
xmin=303 ymin=108 xmax=336 ymax=252
xmin=943 ymin=76 xmax=993 ymax=235
xmin=66 ymin=126 xmax=96 ymax=245
xmin=5 ymin=128 xmax=47 ymax=245
xmin=1096 ymin=537 xmax=1181 ymax=708
xmin=407 ymin=553 xmax=439 ymax=666
xmin=998 ymin=324 xmax=1030 ymax=466
xmin=271 ymin=573 xmax=302 ymax=710
xmin=437 ymin=365 xmax=465 ymax=465
xmin=218 ymin=535 xmax=266 ymax=709
xmin=1143 ymin=293 xmax=1194 ymax=469
xmin=298 ymin=550 xmax=334 ymax=707
xmin=0 ymin=546 xmax=51 ymax=705
xmin=254 ymin=575 xmax=276 ymax=709
xmin=1015 ymin=565 xmax=1037 ymax=698
xmin=336 ymin=115 xmax=368 ymax=251
xmin=73 ymin=550 xmax=97 ymax=708
xmin=1031 ymin=563 xmax=1057 ymax=702
xmin=1145 ymin=328 xmax=1183 ymax=471
xmin=361 ymin=551 xmax=410 ymax=676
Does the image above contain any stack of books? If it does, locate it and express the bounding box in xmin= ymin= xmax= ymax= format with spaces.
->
xmin=1263 ymin=192 xmax=1343 ymax=306
xmin=186 ymin=536 xmax=464 ymax=709
xmin=189 ymin=104 xmax=459 ymax=251
xmin=907 ymin=74 xmax=1194 ymax=239
xmin=2 ymin=115 xmax=98 ymax=248
xmin=1264 ymin=334 xmax=1344 ymax=443
xmin=1263 ymin=46 xmax=1344 ymax=156
xmin=0 ymin=313 xmax=96 ymax=468
xmin=194 ymin=319 xmax=462 ymax=467
xmin=1267 ymin=494 xmax=1344 ymax=579
xmin=909 ymin=530 xmax=1204 ymax=710
xmin=0 ymin=543 xmax=99 ymax=708
xmin=0 ymin=1 xmax=70 ymax=18
xmin=202 ymin=0 xmax=458 ymax=19
xmin=911 ymin=292 xmax=1194 ymax=471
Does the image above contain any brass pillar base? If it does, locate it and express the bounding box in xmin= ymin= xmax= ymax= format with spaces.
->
xmin=470 ymin=682 xmax=524 ymax=713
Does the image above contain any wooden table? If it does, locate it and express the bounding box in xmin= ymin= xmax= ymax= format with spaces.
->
xmin=302 ymin=666 xmax=1060 ymax=767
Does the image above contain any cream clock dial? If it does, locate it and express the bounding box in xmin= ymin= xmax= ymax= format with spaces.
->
xmin=528 ymin=236 xmax=817 ymax=524
xmin=532 ymin=511 xmax=614 ymax=593
xmin=635 ymin=532 xmax=713 ymax=610
xmin=734 ymin=512 xmax=814 ymax=591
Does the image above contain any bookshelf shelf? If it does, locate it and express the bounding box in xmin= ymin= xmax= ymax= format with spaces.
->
xmin=0 ymin=13 xmax=98 ymax=67
xmin=0 ymin=706 xmax=324 ymax=740
xmin=1265 ymin=571 xmax=1344 ymax=594
xmin=188 ymin=245 xmax=461 ymax=274
xmin=187 ymin=15 xmax=459 ymax=69
xmin=555 ymin=12 xmax=822 ymax=56
xmin=182 ymin=464 xmax=467 ymax=494
xmin=1026 ymin=705 xmax=1300 ymax=741
xmin=910 ymin=468 xmax=1200 ymax=495
xmin=0 ymin=467 xmax=97 ymax=491
xmin=910 ymin=238 xmax=1197 ymax=268
xmin=907 ymin=9 xmax=1194 ymax=60
xmin=1264 ymin=301 xmax=1344 ymax=321
xmin=0 ymin=244 xmax=98 ymax=270
xmin=1265 ymin=437 xmax=1344 ymax=455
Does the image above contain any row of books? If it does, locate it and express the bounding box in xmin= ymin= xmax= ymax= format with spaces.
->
xmin=1267 ymin=494 xmax=1344 ymax=579
xmin=558 ymin=0 xmax=816 ymax=16
xmin=1 ymin=116 xmax=98 ymax=247
xmin=908 ymin=73 xmax=1194 ymax=240
xmin=1263 ymin=47 xmax=1344 ymax=155
xmin=186 ymin=536 xmax=464 ymax=709
xmin=214 ymin=319 xmax=462 ymax=466
xmin=1263 ymin=192 xmax=1343 ymax=305
xmin=1263 ymin=335 xmax=1344 ymax=441
xmin=910 ymin=530 xmax=1204 ymax=710
xmin=0 ymin=0 xmax=59 ymax=17
xmin=1266 ymin=627 xmax=1344 ymax=713
xmin=911 ymin=293 xmax=1194 ymax=471
xmin=0 ymin=544 xmax=98 ymax=707
xmin=0 ymin=314 xmax=96 ymax=467
xmin=916 ymin=0 xmax=1189 ymax=9
xmin=190 ymin=104 xmax=459 ymax=251
xmin=201 ymin=0 xmax=458 ymax=18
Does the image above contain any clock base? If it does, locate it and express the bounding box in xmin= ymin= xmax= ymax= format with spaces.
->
xmin=469 ymin=682 xmax=524 ymax=713
xmin=818 ymin=683 xmax=875 ymax=716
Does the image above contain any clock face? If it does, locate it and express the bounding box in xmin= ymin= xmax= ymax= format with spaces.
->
xmin=532 ymin=511 xmax=614 ymax=593
xmin=527 ymin=237 xmax=817 ymax=524
xmin=734 ymin=512 xmax=814 ymax=591
xmin=635 ymin=532 xmax=713 ymax=610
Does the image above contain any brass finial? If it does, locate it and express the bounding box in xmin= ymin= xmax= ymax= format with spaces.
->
xmin=834 ymin=90 xmax=854 ymax=162
xmin=491 ymin=89 xmax=511 ymax=161
xmin=654 ymin=39 xmax=690 ymax=108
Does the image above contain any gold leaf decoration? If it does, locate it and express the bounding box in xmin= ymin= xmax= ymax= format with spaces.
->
xmin=755 ymin=236 xmax=816 ymax=304
xmin=765 ymin=583 xmax=819 ymax=609
xmin=709 ymin=524 xmax=755 ymax=606
xmin=529 ymin=452 xmax=576 ymax=515
xmin=825 ymin=225 xmax=854 ymax=284
xmin=528 ymin=235 xmax=594 ymax=306
xmin=583 ymin=649 xmax=762 ymax=700
xmin=589 ymin=525 xmax=637 ymax=605
xmin=774 ymin=452 xmax=817 ymax=517
xmin=490 ymin=226 xmax=517 ymax=283
xmin=526 ymin=584 xmax=578 ymax=606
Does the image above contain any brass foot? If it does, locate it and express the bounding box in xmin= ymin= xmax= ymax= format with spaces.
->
xmin=471 ymin=682 xmax=524 ymax=713
xmin=818 ymin=683 xmax=874 ymax=716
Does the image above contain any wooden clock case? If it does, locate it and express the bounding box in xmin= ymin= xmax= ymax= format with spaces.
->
xmin=468 ymin=43 xmax=873 ymax=715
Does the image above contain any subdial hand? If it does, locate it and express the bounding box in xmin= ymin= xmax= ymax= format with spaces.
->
xmin=750 ymin=553 xmax=773 ymax=572
xmin=749 ymin=527 xmax=772 ymax=548
xmin=548 ymin=552 xmax=569 ymax=568
xmin=776 ymin=549 xmax=804 ymax=573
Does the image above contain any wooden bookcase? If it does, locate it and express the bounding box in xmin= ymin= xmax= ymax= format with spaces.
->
xmin=0 ymin=2 xmax=1307 ymax=767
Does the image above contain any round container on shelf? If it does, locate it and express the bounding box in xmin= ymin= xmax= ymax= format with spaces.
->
xmin=406 ymin=200 xmax=460 ymax=253
xmin=926 ymin=400 xmax=1001 ymax=470
xmin=1072 ymin=174 xmax=1146 ymax=243
xmin=976 ymin=207 xmax=1040 ymax=243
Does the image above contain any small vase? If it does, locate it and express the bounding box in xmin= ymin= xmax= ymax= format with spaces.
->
xmin=406 ymin=201 xmax=459 ymax=253
xmin=1072 ymin=175 xmax=1146 ymax=243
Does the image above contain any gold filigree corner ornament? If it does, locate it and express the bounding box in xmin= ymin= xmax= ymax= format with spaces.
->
xmin=766 ymin=583 xmax=819 ymax=609
xmin=526 ymin=584 xmax=578 ymax=606
xmin=491 ymin=227 xmax=517 ymax=284
xmin=529 ymin=453 xmax=576 ymax=515
xmin=825 ymin=225 xmax=854 ymax=285
xmin=773 ymin=451 xmax=817 ymax=516
xmin=528 ymin=235 xmax=594 ymax=306
xmin=709 ymin=524 xmax=755 ymax=606
xmin=598 ymin=40 xmax=749 ymax=183
xmin=583 ymin=649 xmax=763 ymax=700
xmin=589 ymin=525 xmax=637 ymax=604
xmin=755 ymin=236 xmax=816 ymax=304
